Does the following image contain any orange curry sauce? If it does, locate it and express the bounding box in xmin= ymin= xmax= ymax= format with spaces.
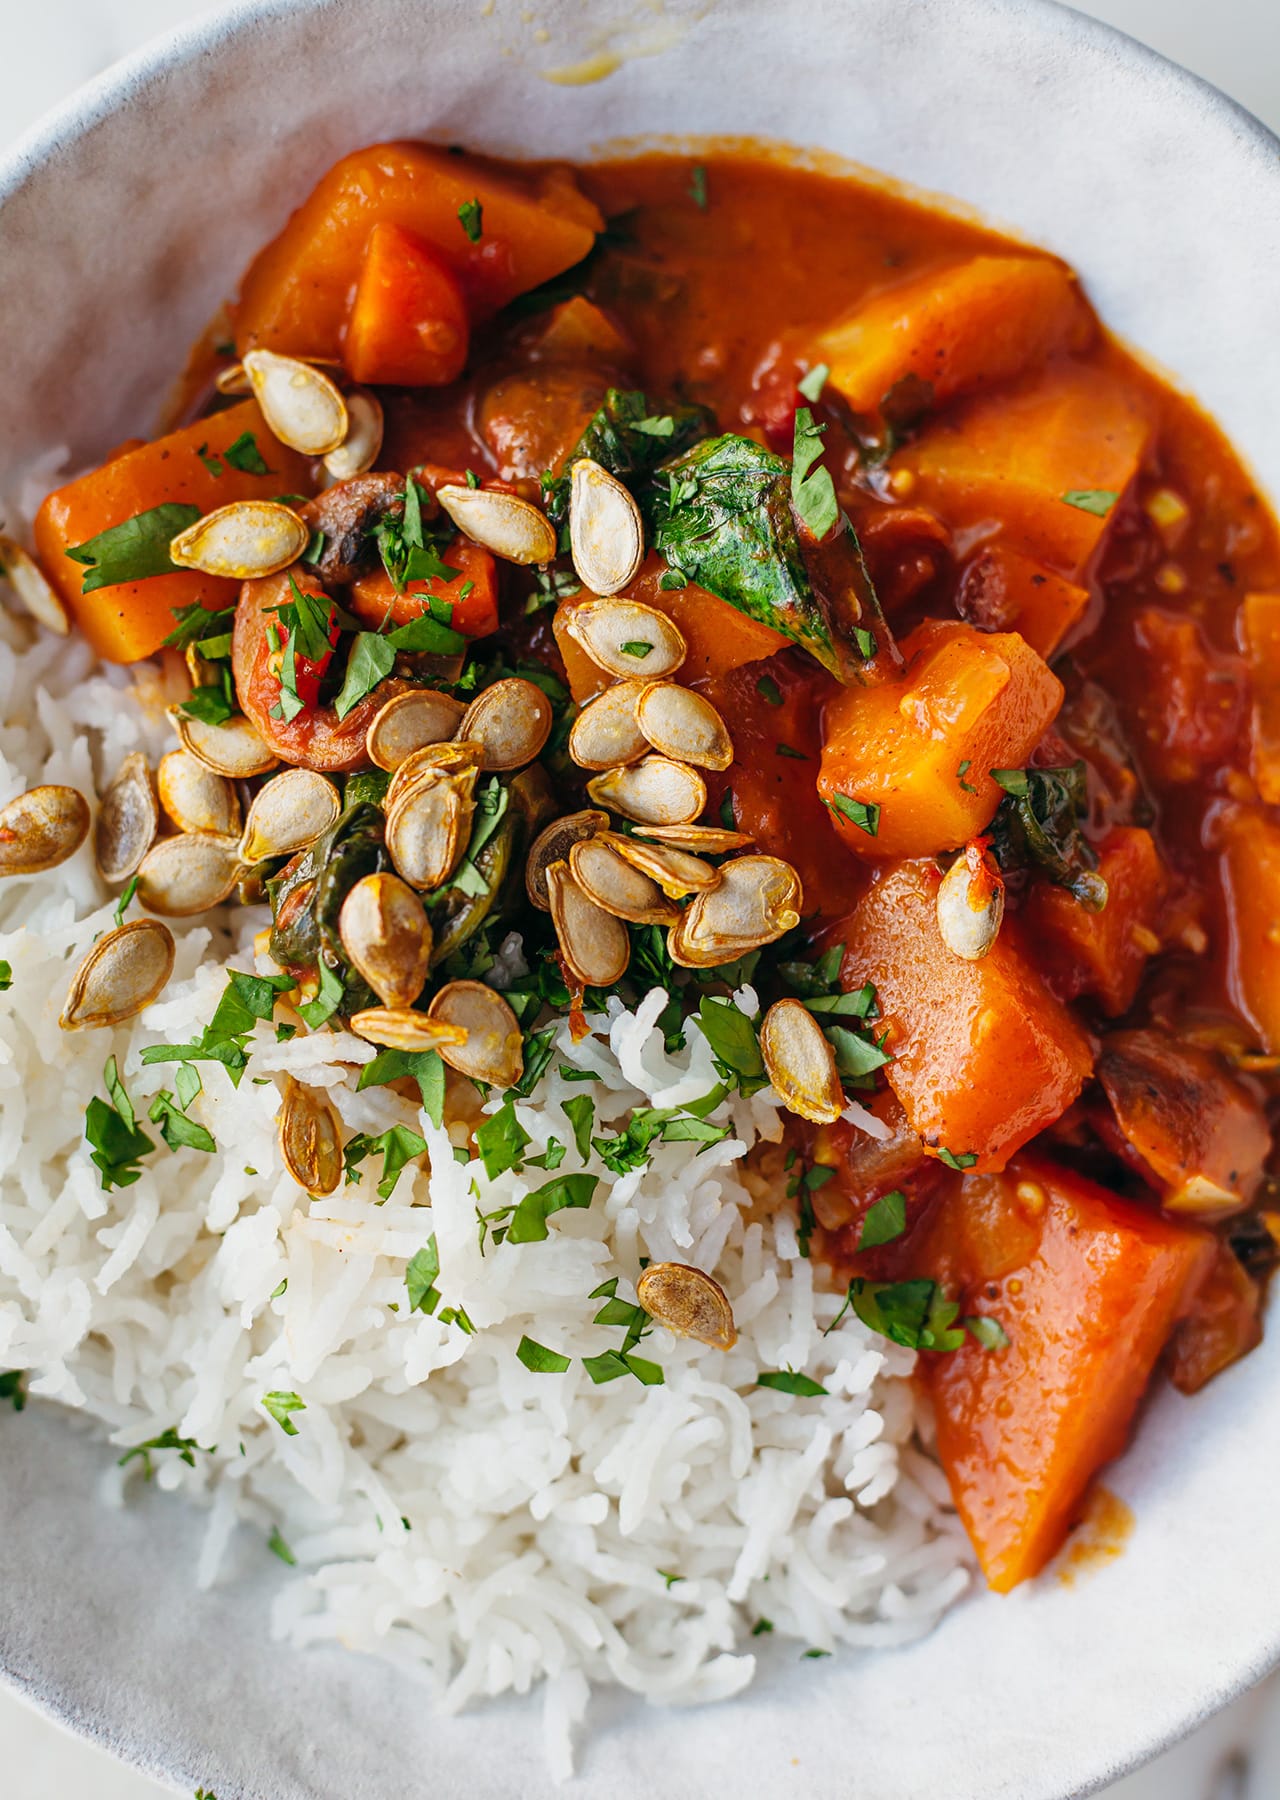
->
xmin=38 ymin=145 xmax=1280 ymax=1594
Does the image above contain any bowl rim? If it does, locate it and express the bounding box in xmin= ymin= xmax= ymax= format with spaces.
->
xmin=2 ymin=2 xmax=1280 ymax=1796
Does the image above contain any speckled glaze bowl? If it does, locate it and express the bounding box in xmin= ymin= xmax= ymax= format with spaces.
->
xmin=2 ymin=2 xmax=1279 ymax=1795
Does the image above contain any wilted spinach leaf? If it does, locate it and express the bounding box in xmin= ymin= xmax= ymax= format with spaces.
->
xmin=987 ymin=762 xmax=1108 ymax=911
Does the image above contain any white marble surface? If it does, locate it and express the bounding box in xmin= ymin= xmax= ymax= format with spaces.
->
xmin=1 ymin=0 xmax=1278 ymax=1794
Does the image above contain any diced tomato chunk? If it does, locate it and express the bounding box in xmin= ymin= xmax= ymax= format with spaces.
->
xmin=923 ymin=1155 xmax=1214 ymax=1590
xmin=345 ymin=222 xmax=469 ymax=387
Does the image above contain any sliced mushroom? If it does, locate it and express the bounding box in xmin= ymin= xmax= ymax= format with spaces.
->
xmin=936 ymin=841 xmax=1005 ymax=962
xmin=169 ymin=501 xmax=310 ymax=580
xmin=459 ymin=677 xmax=554 ymax=772
xmin=338 ymin=872 xmax=432 ymax=1010
xmin=546 ymin=860 xmax=630 ymax=988
xmin=167 ymin=707 xmax=279 ymax=780
xmin=243 ymin=348 xmax=349 ymax=455
xmin=0 ymin=534 xmax=69 ymax=634
xmin=525 ymin=810 xmax=609 ymax=912
xmin=586 ymin=755 xmax=706 ymax=826
xmin=568 ymin=836 xmax=679 ymax=925
xmin=637 ymin=823 xmax=755 ymax=853
xmin=348 ymin=1007 xmax=470 ymax=1054
xmin=602 ymin=831 xmax=720 ymax=898
xmin=636 ymin=1262 xmax=738 ymax=1351
xmin=278 ymin=1075 xmax=344 ymax=1195
xmin=94 ymin=753 xmax=158 ymax=883
xmin=0 ymin=784 xmax=90 ymax=876
xmin=568 ymin=458 xmax=644 ymax=596
xmin=323 ymin=389 xmax=385 ymax=482
xmin=436 ymin=484 xmax=557 ymax=565
xmin=635 ymin=682 xmax=734 ymax=772
xmin=156 ymin=749 xmax=241 ymax=838
xmin=239 ymin=768 xmax=341 ymax=865
xmin=562 ymin=597 xmax=686 ymax=680
xmin=298 ymin=472 xmax=405 ymax=586
xmin=366 ymin=688 xmax=466 ymax=772
xmin=567 ymin=680 xmax=650 ymax=771
xmin=59 ymin=919 xmax=175 ymax=1030
xmin=760 ymin=998 xmax=845 ymax=1125
xmin=385 ymin=769 xmax=476 ymax=891
xmin=668 ymin=855 xmax=803 ymax=967
xmin=425 ymin=979 xmax=525 ymax=1088
xmin=135 ymin=832 xmax=242 ymax=916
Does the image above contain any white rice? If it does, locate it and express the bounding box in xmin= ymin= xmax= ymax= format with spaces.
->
xmin=0 ymin=549 xmax=970 ymax=1776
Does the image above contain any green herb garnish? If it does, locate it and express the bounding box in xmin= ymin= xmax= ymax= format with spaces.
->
xmin=261 ymin=1391 xmax=306 ymax=1435
xmin=517 ymin=1336 xmax=572 ymax=1373
xmin=757 ymin=1369 xmax=828 ymax=1396
xmin=857 ymin=1189 xmax=906 ymax=1250
xmin=67 ymin=503 xmax=201 ymax=593
xmin=458 ymin=197 xmax=484 ymax=242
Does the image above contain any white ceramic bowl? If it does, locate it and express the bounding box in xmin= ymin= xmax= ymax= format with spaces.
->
xmin=2 ymin=3 xmax=1279 ymax=1795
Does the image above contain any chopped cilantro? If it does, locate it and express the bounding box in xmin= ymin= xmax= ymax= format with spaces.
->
xmin=333 ymin=631 xmax=395 ymax=720
xmin=0 ymin=961 xmax=11 ymax=992
xmin=826 ymin=793 xmax=880 ymax=837
xmin=697 ymin=995 xmax=765 ymax=1091
xmin=791 ymin=406 xmax=839 ymax=541
xmin=344 ymin=1124 xmax=428 ymax=1199
xmin=936 ymin=1148 xmax=978 ymax=1171
xmin=957 ymin=758 xmax=977 ymax=794
xmin=776 ymin=742 xmax=807 ymax=760
xmin=756 ymin=674 xmax=783 ymax=706
xmin=562 ymin=1093 xmax=595 ymax=1163
xmin=118 ymin=1428 xmax=204 ymax=1478
xmin=406 ymin=1237 xmax=441 ymax=1314
xmin=267 ymin=1525 xmax=296 ymax=1565
xmin=223 ymin=431 xmax=272 ymax=476
xmin=751 ymin=1618 xmax=774 ymax=1636
xmin=582 ymin=1348 xmax=664 ymax=1386
xmin=261 ymin=1391 xmax=305 ymax=1435
xmin=357 ymin=1046 xmax=445 ymax=1125
xmin=517 ymin=1336 xmax=572 ymax=1373
xmin=66 ymin=502 xmax=201 ymax=593
xmin=965 ymin=1314 xmax=1011 ymax=1350
xmin=458 ymin=197 xmax=484 ymax=242
xmin=507 ymin=1172 xmax=598 ymax=1244
xmin=1060 ymin=488 xmax=1118 ymax=516
xmin=112 ymin=874 xmax=139 ymax=930
xmin=829 ymin=1277 xmax=966 ymax=1352
xmin=84 ymin=1056 xmax=155 ymax=1190
xmin=857 ymin=1189 xmax=906 ymax=1250
xmin=991 ymin=767 xmax=1030 ymax=797
xmin=757 ymin=1369 xmax=828 ymax=1396
xmin=797 ymin=362 xmax=829 ymax=402
xmin=688 ymin=163 xmax=708 ymax=209
xmin=0 ymin=1370 xmax=26 ymax=1412
xmin=476 ymin=1098 xmax=531 ymax=1180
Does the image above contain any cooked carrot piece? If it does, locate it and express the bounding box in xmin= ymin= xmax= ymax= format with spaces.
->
xmin=818 ymin=618 xmax=1063 ymax=858
xmin=957 ymin=543 xmax=1091 ymax=659
xmin=234 ymin=143 xmax=602 ymax=359
xmin=553 ymin=554 xmax=789 ymax=703
xmin=818 ymin=254 xmax=1093 ymax=416
xmin=899 ymin=367 xmax=1151 ymax=575
xmin=349 ymin=539 xmax=498 ymax=639
xmin=839 ymin=858 xmax=1093 ymax=1171
xmin=1025 ymin=825 xmax=1167 ymax=1015
xmin=923 ymin=1154 xmax=1214 ymax=1591
xmin=1241 ymin=592 xmax=1280 ymax=802
xmin=1217 ymin=802 xmax=1280 ymax=1052
xmin=32 ymin=400 xmax=314 ymax=663
xmin=345 ymin=222 xmax=470 ymax=387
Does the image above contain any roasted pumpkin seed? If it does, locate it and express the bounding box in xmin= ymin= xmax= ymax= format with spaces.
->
xmin=0 ymin=534 xmax=69 ymax=634
xmin=243 ymin=348 xmax=349 ymax=455
xmin=636 ymin=1262 xmax=738 ymax=1352
xmin=563 ymin=597 xmax=686 ymax=680
xmin=385 ymin=740 xmax=483 ymax=813
xmin=169 ymin=500 xmax=310 ymax=581
xmin=349 ymin=1007 xmax=469 ymax=1054
xmin=935 ymin=842 xmax=1005 ymax=962
xmin=525 ymin=810 xmax=609 ymax=911
xmin=635 ymin=681 xmax=734 ymax=772
xmin=366 ymin=688 xmax=466 ymax=772
xmin=568 ymin=458 xmax=644 ymax=595
xmin=135 ymin=831 xmax=242 ymax=916
xmin=0 ymin=784 xmax=90 ymax=876
xmin=168 ymin=706 xmax=279 ymax=780
xmin=278 ymin=1075 xmax=344 ymax=1195
xmin=323 ymin=388 xmax=385 ymax=482
xmin=567 ymin=679 xmax=649 ymax=770
xmin=94 ymin=753 xmax=158 ymax=883
xmin=636 ymin=823 xmax=755 ymax=853
xmin=426 ymin=980 xmax=525 ymax=1088
xmin=213 ymin=361 xmax=251 ymax=395
xmin=59 ymin=918 xmax=175 ymax=1030
xmin=760 ymin=998 xmax=845 ymax=1125
xmin=602 ymin=831 xmax=719 ymax=898
xmin=239 ymin=768 xmax=341 ymax=864
xmin=568 ymin=836 xmax=679 ymax=925
xmin=546 ymin=860 xmax=631 ymax=988
xmin=386 ymin=770 xmax=475 ymax=891
xmin=586 ymin=755 xmax=706 ymax=826
xmin=338 ymin=872 xmax=432 ymax=1010
xmin=436 ymin=484 xmax=557 ymax=565
xmin=156 ymin=749 xmax=241 ymax=838
xmin=459 ymin=677 xmax=554 ymax=771
xmin=668 ymin=855 xmax=803 ymax=966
